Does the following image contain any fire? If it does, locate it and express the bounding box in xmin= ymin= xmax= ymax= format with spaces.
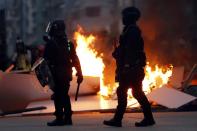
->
xmin=73 ymin=26 xmax=107 ymax=96
xmin=142 ymin=63 xmax=173 ymax=94
xmin=73 ymin=26 xmax=104 ymax=77
xmin=73 ymin=26 xmax=173 ymax=98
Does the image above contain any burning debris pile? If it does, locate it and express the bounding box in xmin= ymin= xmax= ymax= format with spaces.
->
xmin=73 ymin=26 xmax=173 ymax=99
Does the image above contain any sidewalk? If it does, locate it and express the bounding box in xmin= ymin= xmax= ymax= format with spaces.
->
xmin=0 ymin=112 xmax=197 ymax=131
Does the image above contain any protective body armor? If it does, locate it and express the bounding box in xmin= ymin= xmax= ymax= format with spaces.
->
xmin=113 ymin=24 xmax=146 ymax=82
xmin=44 ymin=36 xmax=82 ymax=81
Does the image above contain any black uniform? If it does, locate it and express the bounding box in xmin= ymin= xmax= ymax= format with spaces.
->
xmin=43 ymin=20 xmax=83 ymax=126
xmin=104 ymin=7 xmax=155 ymax=127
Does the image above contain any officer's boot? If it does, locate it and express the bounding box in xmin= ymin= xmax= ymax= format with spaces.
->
xmin=64 ymin=114 xmax=73 ymax=125
xmin=135 ymin=109 xmax=155 ymax=127
xmin=135 ymin=118 xmax=155 ymax=127
xmin=103 ymin=118 xmax=122 ymax=127
xmin=103 ymin=107 xmax=124 ymax=127
xmin=47 ymin=116 xmax=65 ymax=126
xmin=64 ymin=118 xmax=72 ymax=125
xmin=64 ymin=110 xmax=73 ymax=125
xmin=104 ymin=86 xmax=127 ymax=127
xmin=135 ymin=96 xmax=155 ymax=127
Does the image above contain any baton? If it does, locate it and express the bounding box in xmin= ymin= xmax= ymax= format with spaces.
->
xmin=75 ymin=83 xmax=80 ymax=101
xmin=31 ymin=58 xmax=45 ymax=71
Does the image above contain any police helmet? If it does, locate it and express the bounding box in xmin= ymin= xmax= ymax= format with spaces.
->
xmin=122 ymin=6 xmax=141 ymax=22
xmin=46 ymin=20 xmax=66 ymax=37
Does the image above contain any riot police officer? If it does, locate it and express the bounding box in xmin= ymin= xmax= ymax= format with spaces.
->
xmin=43 ymin=20 xmax=83 ymax=126
xmin=103 ymin=7 xmax=155 ymax=127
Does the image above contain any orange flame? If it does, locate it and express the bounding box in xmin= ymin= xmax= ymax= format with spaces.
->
xmin=73 ymin=26 xmax=108 ymax=96
xmin=74 ymin=26 xmax=104 ymax=77
xmin=142 ymin=63 xmax=173 ymax=93
xmin=73 ymin=26 xmax=173 ymax=98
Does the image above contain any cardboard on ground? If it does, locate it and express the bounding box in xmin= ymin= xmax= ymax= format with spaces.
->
xmin=147 ymin=86 xmax=196 ymax=109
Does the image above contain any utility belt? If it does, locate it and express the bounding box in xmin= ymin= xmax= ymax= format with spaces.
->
xmin=117 ymin=63 xmax=144 ymax=74
xmin=115 ymin=63 xmax=144 ymax=82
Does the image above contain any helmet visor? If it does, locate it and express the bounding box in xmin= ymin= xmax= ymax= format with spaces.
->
xmin=46 ymin=22 xmax=51 ymax=33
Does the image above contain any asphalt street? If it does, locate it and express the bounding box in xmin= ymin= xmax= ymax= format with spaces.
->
xmin=0 ymin=112 xmax=197 ymax=131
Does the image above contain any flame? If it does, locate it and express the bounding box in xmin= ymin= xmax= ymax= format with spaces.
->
xmin=142 ymin=63 xmax=173 ymax=93
xmin=73 ymin=26 xmax=107 ymax=96
xmin=73 ymin=26 xmax=173 ymax=98
xmin=74 ymin=27 xmax=104 ymax=77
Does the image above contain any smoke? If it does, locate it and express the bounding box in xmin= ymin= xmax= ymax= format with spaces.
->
xmin=137 ymin=0 xmax=197 ymax=71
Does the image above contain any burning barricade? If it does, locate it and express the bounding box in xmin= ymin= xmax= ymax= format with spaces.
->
xmin=0 ymin=26 xmax=196 ymax=115
xmin=73 ymin=26 xmax=196 ymax=109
